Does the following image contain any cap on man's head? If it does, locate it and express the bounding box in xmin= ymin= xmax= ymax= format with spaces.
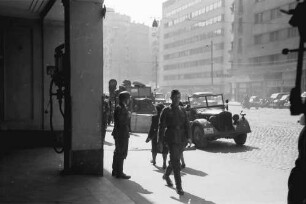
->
xmin=171 ymin=89 xmax=180 ymax=97
xmin=155 ymin=103 xmax=165 ymax=113
xmin=119 ymin=91 xmax=130 ymax=102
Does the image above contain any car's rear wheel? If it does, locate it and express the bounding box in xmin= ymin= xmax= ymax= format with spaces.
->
xmin=234 ymin=133 xmax=247 ymax=146
xmin=193 ymin=126 xmax=208 ymax=148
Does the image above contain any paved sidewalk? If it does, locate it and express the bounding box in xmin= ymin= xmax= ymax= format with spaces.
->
xmin=0 ymin=147 xmax=134 ymax=204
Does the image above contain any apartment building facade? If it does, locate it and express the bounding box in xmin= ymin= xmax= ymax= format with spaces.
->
xmin=160 ymin=0 xmax=234 ymax=97
xmin=231 ymin=0 xmax=303 ymax=101
xmin=103 ymin=9 xmax=154 ymax=92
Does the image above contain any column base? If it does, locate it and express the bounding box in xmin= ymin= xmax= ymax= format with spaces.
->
xmin=69 ymin=148 xmax=103 ymax=175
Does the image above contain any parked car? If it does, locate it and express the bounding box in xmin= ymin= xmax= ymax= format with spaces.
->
xmin=301 ymin=92 xmax=306 ymax=103
xmin=259 ymin=97 xmax=270 ymax=108
xmin=248 ymin=95 xmax=261 ymax=109
xmin=275 ymin=94 xmax=290 ymax=108
xmin=186 ymin=92 xmax=251 ymax=148
xmin=154 ymin=92 xmax=166 ymax=104
xmin=269 ymin=93 xmax=289 ymax=108
xmin=131 ymin=98 xmax=156 ymax=114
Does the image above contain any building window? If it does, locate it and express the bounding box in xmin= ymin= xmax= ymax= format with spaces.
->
xmin=270 ymin=31 xmax=279 ymax=42
xmin=238 ymin=18 xmax=243 ymax=33
xmin=254 ymin=34 xmax=263 ymax=44
xmin=238 ymin=38 xmax=242 ymax=53
xmin=288 ymin=27 xmax=298 ymax=38
xmin=270 ymin=8 xmax=278 ymax=20
xmin=238 ymin=0 xmax=243 ymax=13
xmin=255 ymin=12 xmax=263 ymax=24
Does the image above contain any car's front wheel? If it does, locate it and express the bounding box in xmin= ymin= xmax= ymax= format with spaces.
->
xmin=234 ymin=133 xmax=247 ymax=146
xmin=193 ymin=126 xmax=208 ymax=148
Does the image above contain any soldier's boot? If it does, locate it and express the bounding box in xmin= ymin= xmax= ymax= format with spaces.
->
xmin=162 ymin=153 xmax=167 ymax=169
xmin=173 ymin=164 xmax=184 ymax=195
xmin=163 ymin=162 xmax=173 ymax=187
xmin=151 ymin=152 xmax=157 ymax=165
xmin=111 ymin=154 xmax=118 ymax=177
xmin=116 ymin=159 xmax=131 ymax=179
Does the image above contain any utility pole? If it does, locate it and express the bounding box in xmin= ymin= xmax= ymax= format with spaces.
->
xmin=155 ymin=55 xmax=158 ymax=90
xmin=210 ymin=40 xmax=214 ymax=91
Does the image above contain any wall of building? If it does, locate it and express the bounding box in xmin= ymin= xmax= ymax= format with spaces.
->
xmin=103 ymin=10 xmax=154 ymax=92
xmin=232 ymin=0 xmax=303 ymax=101
xmin=0 ymin=17 xmax=43 ymax=130
xmin=160 ymin=0 xmax=234 ymax=96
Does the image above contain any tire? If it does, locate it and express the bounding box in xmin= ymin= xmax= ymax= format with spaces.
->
xmin=193 ymin=126 xmax=208 ymax=148
xmin=234 ymin=133 xmax=247 ymax=146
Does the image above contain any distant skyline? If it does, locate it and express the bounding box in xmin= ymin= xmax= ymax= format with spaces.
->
xmin=105 ymin=0 xmax=166 ymax=26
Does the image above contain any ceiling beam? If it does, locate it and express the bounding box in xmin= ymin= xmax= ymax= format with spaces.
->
xmin=40 ymin=0 xmax=56 ymax=19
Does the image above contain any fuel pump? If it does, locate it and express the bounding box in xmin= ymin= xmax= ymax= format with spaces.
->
xmin=46 ymin=43 xmax=67 ymax=153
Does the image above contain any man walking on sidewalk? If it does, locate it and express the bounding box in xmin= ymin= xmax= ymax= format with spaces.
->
xmin=159 ymin=89 xmax=192 ymax=195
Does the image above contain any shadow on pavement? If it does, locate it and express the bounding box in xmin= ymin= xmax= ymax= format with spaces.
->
xmin=199 ymin=140 xmax=259 ymax=154
xmin=153 ymin=165 xmax=166 ymax=174
xmin=153 ymin=165 xmax=207 ymax=178
xmin=171 ymin=191 xmax=216 ymax=204
xmin=181 ymin=167 xmax=207 ymax=177
xmin=129 ymin=132 xmax=143 ymax=137
xmin=105 ymin=171 xmax=153 ymax=204
xmin=103 ymin=141 xmax=114 ymax=146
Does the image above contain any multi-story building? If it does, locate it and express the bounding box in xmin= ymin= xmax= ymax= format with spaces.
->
xmin=231 ymin=0 xmax=303 ymax=101
xmin=160 ymin=0 xmax=234 ymax=96
xmin=103 ymin=9 xmax=153 ymax=92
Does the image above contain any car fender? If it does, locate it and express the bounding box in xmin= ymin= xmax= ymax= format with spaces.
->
xmin=236 ymin=117 xmax=251 ymax=133
xmin=191 ymin=118 xmax=215 ymax=135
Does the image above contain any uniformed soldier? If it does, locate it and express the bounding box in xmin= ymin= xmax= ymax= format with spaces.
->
xmin=111 ymin=91 xmax=131 ymax=179
xmin=101 ymin=94 xmax=110 ymax=143
xmin=159 ymin=89 xmax=192 ymax=195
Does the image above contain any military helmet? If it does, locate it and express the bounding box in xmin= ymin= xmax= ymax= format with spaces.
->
xmin=119 ymin=91 xmax=131 ymax=102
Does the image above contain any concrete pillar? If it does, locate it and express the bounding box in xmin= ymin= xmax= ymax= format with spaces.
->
xmin=69 ymin=0 xmax=104 ymax=175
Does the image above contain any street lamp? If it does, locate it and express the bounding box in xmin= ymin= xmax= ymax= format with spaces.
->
xmin=210 ymin=40 xmax=214 ymax=88
xmin=152 ymin=19 xmax=158 ymax=90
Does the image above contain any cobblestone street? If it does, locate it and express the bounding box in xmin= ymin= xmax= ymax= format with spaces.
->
xmin=210 ymin=105 xmax=304 ymax=171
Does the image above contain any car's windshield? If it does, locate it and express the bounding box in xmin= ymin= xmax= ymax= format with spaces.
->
xmin=189 ymin=95 xmax=223 ymax=108
xmin=270 ymin=93 xmax=279 ymax=99
xmin=155 ymin=93 xmax=165 ymax=99
xmin=280 ymin=95 xmax=289 ymax=100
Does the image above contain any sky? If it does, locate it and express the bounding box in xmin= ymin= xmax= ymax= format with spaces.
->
xmin=105 ymin=0 xmax=167 ymax=26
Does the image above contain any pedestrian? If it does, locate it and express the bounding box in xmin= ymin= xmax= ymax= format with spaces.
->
xmin=111 ymin=91 xmax=131 ymax=179
xmin=288 ymin=114 xmax=306 ymax=204
xmin=146 ymin=103 xmax=168 ymax=169
xmin=159 ymin=89 xmax=192 ymax=195
xmin=101 ymin=94 xmax=110 ymax=144
xmin=179 ymin=101 xmax=187 ymax=169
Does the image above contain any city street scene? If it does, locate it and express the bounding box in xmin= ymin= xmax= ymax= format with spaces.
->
xmin=103 ymin=105 xmax=303 ymax=204
xmin=0 ymin=0 xmax=306 ymax=204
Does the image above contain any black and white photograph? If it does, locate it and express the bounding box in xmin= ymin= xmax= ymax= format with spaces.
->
xmin=0 ymin=0 xmax=306 ymax=203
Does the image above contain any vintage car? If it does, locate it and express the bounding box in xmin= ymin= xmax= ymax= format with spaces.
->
xmin=248 ymin=95 xmax=261 ymax=109
xmin=275 ymin=94 xmax=290 ymax=108
xmin=269 ymin=92 xmax=288 ymax=108
xmin=186 ymin=92 xmax=251 ymax=148
xmin=154 ymin=92 xmax=166 ymax=104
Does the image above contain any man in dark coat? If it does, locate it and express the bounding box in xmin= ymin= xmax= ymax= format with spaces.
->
xmin=288 ymin=115 xmax=306 ymax=204
xmin=159 ymin=89 xmax=192 ymax=195
xmin=111 ymin=91 xmax=131 ymax=179
xmin=146 ymin=103 xmax=168 ymax=169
